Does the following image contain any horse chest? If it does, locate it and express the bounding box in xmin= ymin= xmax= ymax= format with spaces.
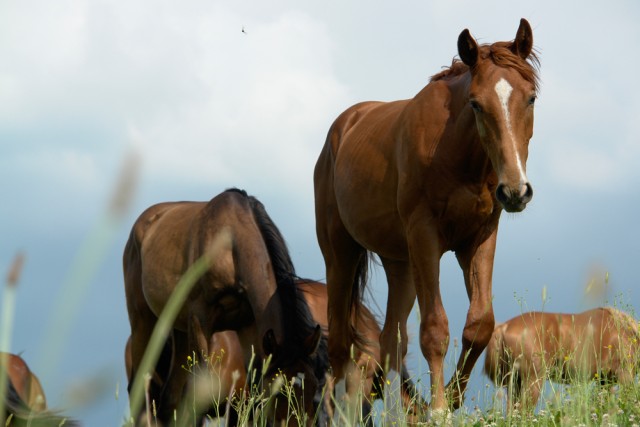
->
xmin=436 ymin=183 xmax=497 ymax=247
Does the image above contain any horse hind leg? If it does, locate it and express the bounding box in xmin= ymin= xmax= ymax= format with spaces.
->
xmin=378 ymin=258 xmax=416 ymax=422
xmin=316 ymin=224 xmax=367 ymax=377
xmin=378 ymin=258 xmax=415 ymax=373
xmin=124 ymin=257 xmax=167 ymax=422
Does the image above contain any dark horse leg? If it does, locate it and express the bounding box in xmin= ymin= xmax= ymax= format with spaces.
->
xmin=124 ymin=238 xmax=167 ymax=424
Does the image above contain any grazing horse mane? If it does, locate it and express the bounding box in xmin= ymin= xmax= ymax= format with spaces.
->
xmin=431 ymin=41 xmax=540 ymax=92
xmin=224 ymin=188 xmax=328 ymax=374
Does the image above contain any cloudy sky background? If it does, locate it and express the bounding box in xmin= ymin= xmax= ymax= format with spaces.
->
xmin=1 ymin=1 xmax=639 ymax=424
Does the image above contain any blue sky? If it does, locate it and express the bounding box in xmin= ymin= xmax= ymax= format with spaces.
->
xmin=1 ymin=1 xmax=639 ymax=424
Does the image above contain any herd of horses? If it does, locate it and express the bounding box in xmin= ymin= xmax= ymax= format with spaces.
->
xmin=3 ymin=17 xmax=639 ymax=427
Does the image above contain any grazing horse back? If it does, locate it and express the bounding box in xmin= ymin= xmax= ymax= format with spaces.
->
xmin=130 ymin=202 xmax=207 ymax=319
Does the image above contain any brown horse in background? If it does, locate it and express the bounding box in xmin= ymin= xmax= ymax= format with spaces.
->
xmin=297 ymin=280 xmax=426 ymax=422
xmin=314 ymin=18 xmax=540 ymax=411
xmin=125 ymin=331 xmax=247 ymax=425
xmin=484 ymin=307 xmax=640 ymax=409
xmin=1 ymin=352 xmax=78 ymax=426
xmin=125 ymin=279 xmax=426 ymax=425
xmin=124 ymin=188 xmax=323 ymax=425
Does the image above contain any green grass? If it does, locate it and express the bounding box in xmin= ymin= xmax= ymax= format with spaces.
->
xmin=3 ymin=154 xmax=639 ymax=426
xmin=132 ymin=316 xmax=640 ymax=427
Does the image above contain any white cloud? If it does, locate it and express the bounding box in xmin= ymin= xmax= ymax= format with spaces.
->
xmin=123 ymin=7 xmax=351 ymax=195
xmin=1 ymin=2 xmax=351 ymax=204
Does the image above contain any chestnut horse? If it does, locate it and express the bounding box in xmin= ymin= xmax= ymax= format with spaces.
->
xmin=1 ymin=352 xmax=78 ymax=426
xmin=124 ymin=188 xmax=323 ymax=425
xmin=484 ymin=307 xmax=640 ymax=408
xmin=314 ymin=19 xmax=540 ymax=411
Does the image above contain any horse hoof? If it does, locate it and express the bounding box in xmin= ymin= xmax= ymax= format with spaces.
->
xmin=428 ymin=407 xmax=452 ymax=426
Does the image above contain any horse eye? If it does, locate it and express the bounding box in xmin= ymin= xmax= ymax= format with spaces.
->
xmin=528 ymin=95 xmax=537 ymax=106
xmin=469 ymin=99 xmax=482 ymax=113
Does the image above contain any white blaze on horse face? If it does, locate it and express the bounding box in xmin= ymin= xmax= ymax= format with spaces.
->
xmin=494 ymin=77 xmax=527 ymax=183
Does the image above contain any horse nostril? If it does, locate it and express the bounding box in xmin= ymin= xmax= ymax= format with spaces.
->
xmin=521 ymin=183 xmax=533 ymax=202
xmin=495 ymin=184 xmax=510 ymax=204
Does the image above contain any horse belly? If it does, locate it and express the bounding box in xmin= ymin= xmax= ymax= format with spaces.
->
xmin=333 ymin=133 xmax=408 ymax=258
xmin=335 ymin=183 xmax=407 ymax=259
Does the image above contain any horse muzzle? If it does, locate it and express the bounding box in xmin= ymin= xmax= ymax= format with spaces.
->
xmin=496 ymin=182 xmax=533 ymax=213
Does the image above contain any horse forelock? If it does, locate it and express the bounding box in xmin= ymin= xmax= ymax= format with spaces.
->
xmin=430 ymin=41 xmax=540 ymax=93
xmin=485 ymin=42 xmax=540 ymax=92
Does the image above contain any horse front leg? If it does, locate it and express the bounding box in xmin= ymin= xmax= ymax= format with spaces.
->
xmin=408 ymin=221 xmax=450 ymax=413
xmin=447 ymin=230 xmax=497 ymax=410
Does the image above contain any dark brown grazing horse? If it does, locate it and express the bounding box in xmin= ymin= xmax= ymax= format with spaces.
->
xmin=124 ymin=279 xmax=426 ymax=424
xmin=484 ymin=307 xmax=640 ymax=409
xmin=1 ymin=352 xmax=78 ymax=426
xmin=124 ymin=188 xmax=323 ymax=426
xmin=314 ymin=18 xmax=540 ymax=411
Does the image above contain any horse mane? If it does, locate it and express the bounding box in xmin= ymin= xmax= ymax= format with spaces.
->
xmin=224 ymin=189 xmax=329 ymax=375
xmin=431 ymin=41 xmax=540 ymax=92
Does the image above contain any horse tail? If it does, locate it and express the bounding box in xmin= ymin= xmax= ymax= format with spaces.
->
xmin=484 ymin=322 xmax=507 ymax=385
xmin=350 ymin=250 xmax=371 ymax=351
xmin=4 ymin=380 xmax=80 ymax=427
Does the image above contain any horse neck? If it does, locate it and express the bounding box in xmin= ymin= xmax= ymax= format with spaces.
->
xmin=231 ymin=227 xmax=286 ymax=347
xmin=419 ymin=74 xmax=496 ymax=184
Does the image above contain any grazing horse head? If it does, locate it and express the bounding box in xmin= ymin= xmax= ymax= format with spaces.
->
xmin=456 ymin=18 xmax=539 ymax=212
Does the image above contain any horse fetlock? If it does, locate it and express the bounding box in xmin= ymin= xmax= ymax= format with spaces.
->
xmin=428 ymin=406 xmax=453 ymax=426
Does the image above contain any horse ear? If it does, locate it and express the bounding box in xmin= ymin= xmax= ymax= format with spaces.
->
xmin=262 ymin=329 xmax=279 ymax=356
xmin=512 ymin=18 xmax=533 ymax=59
xmin=457 ymin=28 xmax=478 ymax=68
xmin=303 ymin=325 xmax=323 ymax=356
